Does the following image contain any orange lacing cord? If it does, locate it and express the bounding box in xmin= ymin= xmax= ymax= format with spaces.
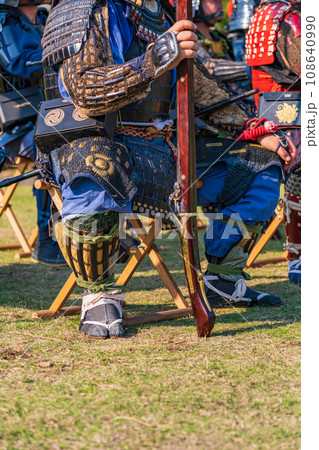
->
xmin=115 ymin=125 xmax=177 ymax=157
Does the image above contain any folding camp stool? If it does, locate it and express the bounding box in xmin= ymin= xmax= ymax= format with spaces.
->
xmin=0 ymin=156 xmax=38 ymax=259
xmin=246 ymin=198 xmax=288 ymax=268
xmin=32 ymin=179 xmax=194 ymax=326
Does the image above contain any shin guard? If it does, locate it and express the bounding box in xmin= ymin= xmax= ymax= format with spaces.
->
xmin=54 ymin=210 xmax=120 ymax=292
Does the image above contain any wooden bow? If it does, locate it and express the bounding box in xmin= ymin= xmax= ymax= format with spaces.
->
xmin=176 ymin=0 xmax=216 ymax=337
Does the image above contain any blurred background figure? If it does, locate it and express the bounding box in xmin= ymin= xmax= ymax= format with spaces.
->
xmin=246 ymin=0 xmax=301 ymax=284
xmin=0 ymin=0 xmax=66 ymax=265
xmin=227 ymin=0 xmax=260 ymax=90
xmin=227 ymin=0 xmax=260 ymax=62
xmin=193 ymin=0 xmax=250 ymax=93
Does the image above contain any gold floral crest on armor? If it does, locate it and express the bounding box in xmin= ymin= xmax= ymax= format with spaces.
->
xmin=72 ymin=108 xmax=89 ymax=122
xmin=275 ymin=103 xmax=299 ymax=125
xmin=85 ymin=154 xmax=115 ymax=177
xmin=44 ymin=109 xmax=65 ymax=127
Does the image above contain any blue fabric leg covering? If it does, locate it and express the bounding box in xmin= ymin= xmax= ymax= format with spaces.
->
xmin=201 ymin=166 xmax=282 ymax=259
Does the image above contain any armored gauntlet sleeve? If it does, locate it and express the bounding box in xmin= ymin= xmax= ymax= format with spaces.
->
xmin=194 ymin=60 xmax=251 ymax=135
xmin=59 ymin=6 xmax=178 ymax=116
xmin=61 ymin=45 xmax=157 ymax=116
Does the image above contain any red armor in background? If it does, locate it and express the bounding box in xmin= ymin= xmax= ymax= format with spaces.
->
xmin=246 ymin=0 xmax=301 ymax=106
xmin=246 ymin=1 xmax=290 ymax=66
xmin=250 ymin=68 xmax=299 ymax=107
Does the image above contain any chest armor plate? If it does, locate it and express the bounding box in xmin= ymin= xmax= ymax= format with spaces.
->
xmin=120 ymin=1 xmax=174 ymax=123
xmin=120 ymin=70 xmax=173 ymax=123
xmin=245 ymin=1 xmax=291 ymax=67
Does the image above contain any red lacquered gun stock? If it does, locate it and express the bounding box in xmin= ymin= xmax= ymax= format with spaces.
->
xmin=176 ymin=0 xmax=216 ymax=337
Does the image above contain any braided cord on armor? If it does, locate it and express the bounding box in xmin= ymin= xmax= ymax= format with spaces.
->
xmin=238 ymin=118 xmax=278 ymax=141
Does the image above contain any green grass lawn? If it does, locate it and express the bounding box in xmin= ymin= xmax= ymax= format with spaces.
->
xmin=0 ymin=185 xmax=300 ymax=449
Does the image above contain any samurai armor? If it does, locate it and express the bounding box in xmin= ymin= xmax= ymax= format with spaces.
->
xmin=193 ymin=60 xmax=252 ymax=134
xmin=246 ymin=1 xmax=291 ymax=66
xmin=43 ymin=66 xmax=61 ymax=101
xmin=50 ymin=136 xmax=136 ymax=208
xmin=196 ymin=136 xmax=284 ymax=206
xmin=121 ymin=135 xmax=176 ymax=226
xmin=120 ymin=71 xmax=174 ymax=123
xmin=42 ymin=0 xmax=98 ymax=68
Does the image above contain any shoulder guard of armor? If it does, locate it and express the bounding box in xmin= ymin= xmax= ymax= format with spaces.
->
xmin=282 ymin=10 xmax=301 ymax=38
xmin=245 ymin=0 xmax=291 ymax=67
xmin=42 ymin=0 xmax=99 ymax=68
xmin=0 ymin=5 xmax=16 ymax=29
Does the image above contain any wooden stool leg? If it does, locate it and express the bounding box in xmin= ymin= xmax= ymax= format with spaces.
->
xmin=28 ymin=225 xmax=38 ymax=247
xmin=0 ymin=162 xmax=28 ymax=219
xmin=147 ymin=248 xmax=188 ymax=308
xmin=116 ymin=218 xmax=188 ymax=308
xmin=129 ymin=218 xmax=187 ymax=307
xmin=5 ymin=206 xmax=32 ymax=254
xmin=116 ymin=221 xmax=157 ymax=285
xmin=246 ymin=201 xmax=286 ymax=268
xmin=15 ymin=226 xmax=39 ymax=259
xmin=249 ymin=252 xmax=288 ymax=268
xmin=32 ymin=272 xmax=77 ymax=318
xmin=0 ymin=161 xmax=36 ymax=255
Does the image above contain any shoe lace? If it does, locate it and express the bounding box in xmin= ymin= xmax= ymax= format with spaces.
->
xmin=288 ymin=257 xmax=301 ymax=273
xmin=203 ymin=275 xmax=252 ymax=303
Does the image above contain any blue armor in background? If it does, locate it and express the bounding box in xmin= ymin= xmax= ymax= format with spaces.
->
xmin=0 ymin=5 xmax=45 ymax=161
xmin=0 ymin=3 xmax=65 ymax=265
xmin=227 ymin=0 xmax=260 ymax=35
